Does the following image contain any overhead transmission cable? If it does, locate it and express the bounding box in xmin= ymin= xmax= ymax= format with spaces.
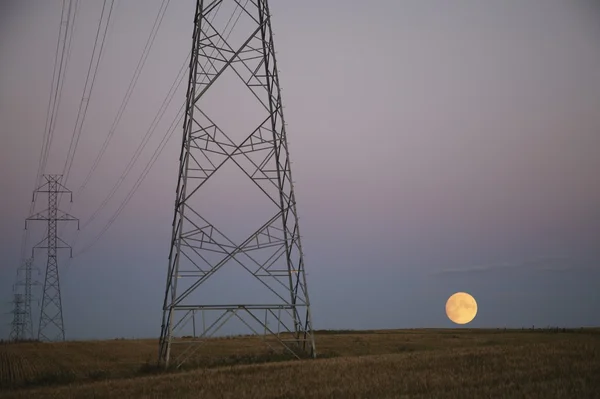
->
xmin=61 ymin=0 xmax=115 ymax=191
xmin=62 ymin=0 xmax=192 ymax=272
xmin=60 ymin=0 xmax=172 ymax=277
xmin=55 ymin=1 xmax=119 ymax=280
xmin=36 ymin=0 xmax=79 ymax=188
xmin=75 ymin=104 xmax=185 ymax=257
xmin=74 ymin=2 xmax=246 ymax=257
xmin=43 ymin=0 xmax=80 ymax=183
xmin=58 ymin=0 xmax=121 ymax=235
xmin=76 ymin=0 xmax=172 ymax=197
xmin=79 ymin=51 xmax=190 ymax=231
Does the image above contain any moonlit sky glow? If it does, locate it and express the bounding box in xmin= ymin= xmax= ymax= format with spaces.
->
xmin=1 ymin=0 xmax=599 ymax=339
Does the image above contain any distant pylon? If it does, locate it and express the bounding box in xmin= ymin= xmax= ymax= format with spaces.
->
xmin=9 ymin=258 xmax=38 ymax=340
xmin=26 ymin=174 xmax=79 ymax=341
xmin=9 ymin=294 xmax=26 ymax=341
xmin=158 ymin=0 xmax=316 ymax=367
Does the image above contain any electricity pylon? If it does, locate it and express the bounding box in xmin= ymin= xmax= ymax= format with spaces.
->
xmin=26 ymin=174 xmax=79 ymax=341
xmin=9 ymin=258 xmax=38 ymax=340
xmin=158 ymin=0 xmax=316 ymax=367
xmin=9 ymin=294 xmax=26 ymax=341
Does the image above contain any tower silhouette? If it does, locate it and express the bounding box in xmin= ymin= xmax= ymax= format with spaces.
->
xmin=26 ymin=174 xmax=79 ymax=341
xmin=158 ymin=0 xmax=316 ymax=367
xmin=9 ymin=258 xmax=37 ymax=341
xmin=9 ymin=294 xmax=26 ymax=341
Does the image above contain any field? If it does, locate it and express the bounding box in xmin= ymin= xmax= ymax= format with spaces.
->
xmin=1 ymin=328 xmax=599 ymax=398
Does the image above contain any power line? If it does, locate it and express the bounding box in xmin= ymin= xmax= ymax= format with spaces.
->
xmin=36 ymin=0 xmax=78 ymax=188
xmin=61 ymin=0 xmax=115 ymax=189
xmin=75 ymin=104 xmax=184 ymax=257
xmin=79 ymin=52 xmax=190 ymax=231
xmin=44 ymin=0 xmax=80 ymax=182
xmin=76 ymin=0 xmax=172 ymax=196
xmin=60 ymin=0 xmax=184 ymax=274
xmin=73 ymin=1 xmax=246 ymax=257
xmin=60 ymin=0 xmax=185 ymax=275
xmin=58 ymin=0 xmax=121 ymax=229
xmin=75 ymin=3 xmax=243 ymax=256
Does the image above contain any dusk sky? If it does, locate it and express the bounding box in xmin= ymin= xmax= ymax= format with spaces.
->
xmin=1 ymin=0 xmax=599 ymax=340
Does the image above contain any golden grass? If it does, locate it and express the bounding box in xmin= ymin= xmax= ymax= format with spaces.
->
xmin=1 ymin=328 xmax=599 ymax=398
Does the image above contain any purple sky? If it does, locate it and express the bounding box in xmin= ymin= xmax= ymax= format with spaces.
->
xmin=1 ymin=0 xmax=599 ymax=340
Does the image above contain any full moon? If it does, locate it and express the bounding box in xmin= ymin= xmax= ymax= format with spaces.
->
xmin=445 ymin=292 xmax=478 ymax=325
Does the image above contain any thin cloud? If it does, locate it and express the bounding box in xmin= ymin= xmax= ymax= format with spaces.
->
xmin=429 ymin=257 xmax=593 ymax=277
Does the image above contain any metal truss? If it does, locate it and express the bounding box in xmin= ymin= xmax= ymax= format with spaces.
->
xmin=159 ymin=0 xmax=316 ymax=367
xmin=9 ymin=294 xmax=26 ymax=341
xmin=9 ymin=258 xmax=38 ymax=341
xmin=26 ymin=175 xmax=79 ymax=341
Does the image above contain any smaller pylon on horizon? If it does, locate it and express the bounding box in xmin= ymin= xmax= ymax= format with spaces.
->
xmin=9 ymin=294 xmax=26 ymax=341
xmin=26 ymin=174 xmax=79 ymax=342
xmin=9 ymin=258 xmax=38 ymax=341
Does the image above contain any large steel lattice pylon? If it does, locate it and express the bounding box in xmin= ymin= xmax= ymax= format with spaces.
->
xmin=158 ymin=0 xmax=316 ymax=367
xmin=26 ymin=175 xmax=78 ymax=341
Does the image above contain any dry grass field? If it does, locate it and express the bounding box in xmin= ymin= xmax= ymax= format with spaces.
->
xmin=1 ymin=328 xmax=599 ymax=398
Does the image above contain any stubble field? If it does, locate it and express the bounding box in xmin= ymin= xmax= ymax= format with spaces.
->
xmin=1 ymin=328 xmax=599 ymax=398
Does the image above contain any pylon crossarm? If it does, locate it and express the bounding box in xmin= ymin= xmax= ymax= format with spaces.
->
xmin=31 ymin=235 xmax=49 ymax=252
xmin=56 ymin=236 xmax=74 ymax=248
xmin=55 ymin=211 xmax=78 ymax=222
xmin=26 ymin=209 xmax=51 ymax=223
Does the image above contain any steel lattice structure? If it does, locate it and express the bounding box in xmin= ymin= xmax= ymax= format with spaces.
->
xmin=9 ymin=294 xmax=26 ymax=341
xmin=9 ymin=258 xmax=37 ymax=341
xmin=26 ymin=175 xmax=79 ymax=341
xmin=159 ymin=0 xmax=316 ymax=367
